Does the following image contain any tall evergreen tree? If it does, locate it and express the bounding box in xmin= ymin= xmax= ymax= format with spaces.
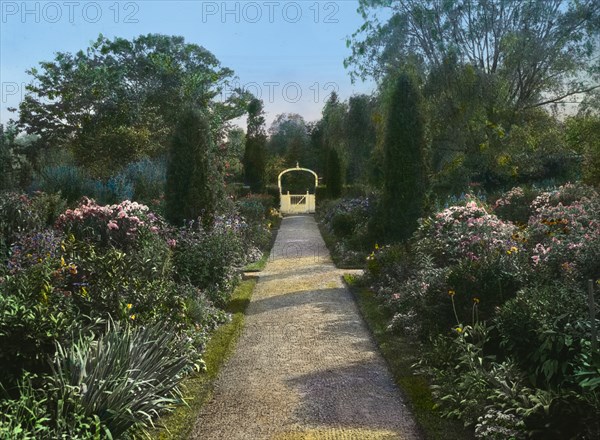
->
xmin=345 ymin=95 xmax=376 ymax=184
xmin=243 ymin=98 xmax=267 ymax=192
xmin=383 ymin=73 xmax=428 ymax=242
xmin=326 ymin=147 xmax=343 ymax=199
xmin=165 ymin=108 xmax=216 ymax=226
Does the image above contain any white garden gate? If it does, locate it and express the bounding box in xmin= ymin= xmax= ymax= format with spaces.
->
xmin=278 ymin=164 xmax=318 ymax=214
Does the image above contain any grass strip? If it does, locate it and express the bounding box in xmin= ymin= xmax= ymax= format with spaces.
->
xmin=244 ymin=216 xmax=281 ymax=272
xmin=244 ymin=252 xmax=270 ymax=272
xmin=344 ymin=274 xmax=474 ymax=440
xmin=152 ymin=278 xmax=257 ymax=439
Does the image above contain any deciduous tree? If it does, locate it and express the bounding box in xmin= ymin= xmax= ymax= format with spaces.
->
xmin=18 ymin=34 xmax=246 ymax=176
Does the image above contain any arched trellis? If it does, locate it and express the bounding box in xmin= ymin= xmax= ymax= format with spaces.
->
xmin=277 ymin=163 xmax=319 ymax=214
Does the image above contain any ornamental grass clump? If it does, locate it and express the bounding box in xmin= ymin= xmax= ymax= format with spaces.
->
xmin=51 ymin=320 xmax=195 ymax=438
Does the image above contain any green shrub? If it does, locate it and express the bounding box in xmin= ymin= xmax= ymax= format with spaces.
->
xmin=173 ymin=219 xmax=246 ymax=308
xmin=0 ymin=193 xmax=43 ymax=257
xmin=496 ymin=283 xmax=594 ymax=388
xmin=0 ymin=255 xmax=79 ymax=385
xmin=331 ymin=212 xmax=355 ymax=238
xmin=493 ymin=186 xmax=542 ymax=225
xmin=243 ymin=98 xmax=267 ymax=193
xmin=179 ymin=283 xmax=229 ymax=332
xmin=317 ymin=197 xmax=376 ymax=267
xmin=62 ymin=233 xmax=180 ymax=325
xmin=326 ymin=148 xmax=343 ymax=198
xmin=30 ymin=192 xmax=67 ymax=228
xmin=420 ymin=321 xmax=600 ymax=439
xmin=236 ymin=199 xmax=265 ymax=223
xmin=0 ymin=123 xmax=33 ymax=192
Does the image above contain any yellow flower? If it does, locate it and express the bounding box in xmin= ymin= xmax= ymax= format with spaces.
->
xmin=448 ymin=289 xmax=456 ymax=297
xmin=375 ymin=243 xmax=380 ymax=250
xmin=473 ymin=297 xmax=480 ymax=304
xmin=130 ymin=314 xmax=136 ymax=320
xmin=455 ymin=326 xmax=463 ymax=333
xmin=126 ymin=303 xmax=132 ymax=310
xmin=60 ymin=256 xmax=66 ymax=267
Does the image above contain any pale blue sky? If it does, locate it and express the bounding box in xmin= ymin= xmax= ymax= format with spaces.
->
xmin=0 ymin=0 xmax=376 ymax=127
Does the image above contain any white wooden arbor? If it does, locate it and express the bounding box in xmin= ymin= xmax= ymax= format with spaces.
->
xmin=278 ymin=164 xmax=318 ymax=214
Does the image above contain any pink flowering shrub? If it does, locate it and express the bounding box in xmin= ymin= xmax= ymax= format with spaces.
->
xmin=415 ymin=200 xmax=523 ymax=264
xmin=530 ymin=182 xmax=598 ymax=210
xmin=367 ymin=198 xmax=528 ymax=338
xmin=527 ymin=184 xmax=600 ymax=280
xmin=55 ymin=198 xmax=163 ymax=248
xmin=493 ymin=186 xmax=542 ymax=225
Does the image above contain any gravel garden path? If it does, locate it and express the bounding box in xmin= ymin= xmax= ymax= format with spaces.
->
xmin=191 ymin=215 xmax=421 ymax=440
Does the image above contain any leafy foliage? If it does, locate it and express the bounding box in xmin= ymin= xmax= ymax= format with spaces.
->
xmin=346 ymin=0 xmax=599 ymax=112
xmin=172 ymin=216 xmax=248 ymax=308
xmin=0 ymin=192 xmax=44 ymax=258
xmin=358 ymin=183 xmax=600 ymax=438
xmin=0 ymin=372 xmax=107 ymax=439
xmin=0 ymin=123 xmax=33 ymax=191
xmin=317 ymin=197 xmax=376 ymax=267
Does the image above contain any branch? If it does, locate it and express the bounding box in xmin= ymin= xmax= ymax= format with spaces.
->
xmin=525 ymin=85 xmax=600 ymax=109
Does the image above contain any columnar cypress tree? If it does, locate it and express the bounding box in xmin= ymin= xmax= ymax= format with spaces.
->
xmin=382 ymin=73 xmax=428 ymax=242
xmin=165 ymin=108 xmax=216 ymax=226
xmin=243 ymin=98 xmax=267 ymax=192
xmin=326 ymin=147 xmax=343 ymax=199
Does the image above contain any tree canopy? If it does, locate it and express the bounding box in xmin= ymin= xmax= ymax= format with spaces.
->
xmin=17 ymin=34 xmax=248 ymax=176
xmin=346 ymin=0 xmax=600 ymax=112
